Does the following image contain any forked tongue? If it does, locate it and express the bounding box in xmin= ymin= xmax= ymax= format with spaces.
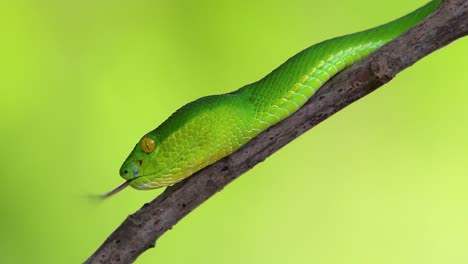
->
xmin=100 ymin=180 xmax=131 ymax=199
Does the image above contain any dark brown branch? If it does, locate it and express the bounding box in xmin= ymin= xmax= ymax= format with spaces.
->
xmin=85 ymin=1 xmax=467 ymax=263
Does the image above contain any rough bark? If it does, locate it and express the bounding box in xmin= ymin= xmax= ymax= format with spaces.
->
xmin=85 ymin=0 xmax=467 ymax=263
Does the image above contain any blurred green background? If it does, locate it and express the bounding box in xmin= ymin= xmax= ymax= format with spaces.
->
xmin=1 ymin=0 xmax=467 ymax=263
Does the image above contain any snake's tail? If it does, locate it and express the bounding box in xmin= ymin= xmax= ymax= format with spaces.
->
xmin=237 ymin=0 xmax=441 ymax=130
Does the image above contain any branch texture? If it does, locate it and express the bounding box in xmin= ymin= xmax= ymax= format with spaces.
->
xmin=85 ymin=0 xmax=467 ymax=262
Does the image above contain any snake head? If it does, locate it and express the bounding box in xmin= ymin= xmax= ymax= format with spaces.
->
xmin=100 ymin=133 xmax=161 ymax=198
xmin=119 ymin=133 xmax=160 ymax=185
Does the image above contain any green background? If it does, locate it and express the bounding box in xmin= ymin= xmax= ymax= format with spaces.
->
xmin=1 ymin=0 xmax=467 ymax=263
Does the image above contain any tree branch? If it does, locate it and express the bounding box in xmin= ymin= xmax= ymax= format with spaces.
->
xmin=85 ymin=0 xmax=467 ymax=263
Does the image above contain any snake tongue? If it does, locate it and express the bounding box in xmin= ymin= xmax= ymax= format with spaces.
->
xmin=100 ymin=180 xmax=132 ymax=199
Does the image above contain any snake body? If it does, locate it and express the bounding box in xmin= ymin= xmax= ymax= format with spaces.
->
xmin=119 ymin=1 xmax=440 ymax=190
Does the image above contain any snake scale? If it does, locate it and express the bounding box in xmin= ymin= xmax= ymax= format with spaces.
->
xmin=104 ymin=0 xmax=440 ymax=196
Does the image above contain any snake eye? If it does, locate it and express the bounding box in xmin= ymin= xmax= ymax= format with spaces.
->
xmin=141 ymin=137 xmax=156 ymax=153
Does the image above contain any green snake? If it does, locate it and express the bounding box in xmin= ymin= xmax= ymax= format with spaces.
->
xmin=103 ymin=0 xmax=440 ymax=197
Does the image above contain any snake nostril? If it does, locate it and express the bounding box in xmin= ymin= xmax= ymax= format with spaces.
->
xmin=124 ymin=169 xmax=129 ymax=175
